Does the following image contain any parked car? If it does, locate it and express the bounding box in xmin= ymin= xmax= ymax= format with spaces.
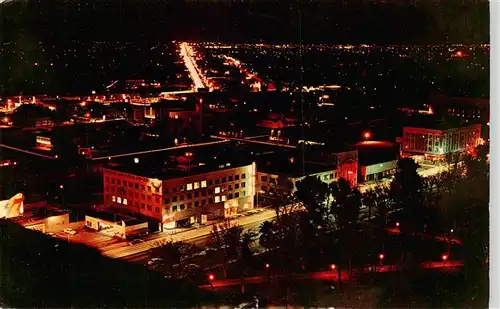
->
xmin=63 ymin=228 xmax=77 ymax=235
xmin=128 ymin=239 xmax=145 ymax=246
xmin=147 ymin=257 xmax=163 ymax=266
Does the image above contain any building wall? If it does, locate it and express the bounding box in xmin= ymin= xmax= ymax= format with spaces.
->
xmin=402 ymin=124 xmax=481 ymax=157
xmin=103 ymin=163 xmax=256 ymax=225
xmin=359 ymin=160 xmax=397 ymax=182
xmin=103 ymin=168 xmax=162 ymax=221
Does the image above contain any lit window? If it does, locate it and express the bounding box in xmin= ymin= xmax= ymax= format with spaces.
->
xmin=215 ymin=196 xmax=220 ymax=203
xmin=201 ymin=180 xmax=207 ymax=188
xmin=117 ymin=197 xmax=122 ymax=204
xmin=187 ymin=183 xmax=193 ymax=191
xmin=112 ymin=196 xmax=116 ymax=202
xmin=215 ymin=187 xmax=221 ymax=194
xmin=221 ymin=195 xmax=227 ymax=202
xmin=194 ymin=182 xmax=200 ymax=189
xmin=123 ymin=198 xmax=128 ymax=205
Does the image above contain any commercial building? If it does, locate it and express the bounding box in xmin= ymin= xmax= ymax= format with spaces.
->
xmin=130 ymin=97 xmax=200 ymax=126
xmin=252 ymin=145 xmax=357 ymax=205
xmin=401 ymin=121 xmax=482 ymax=161
xmin=102 ymin=144 xmax=256 ymax=231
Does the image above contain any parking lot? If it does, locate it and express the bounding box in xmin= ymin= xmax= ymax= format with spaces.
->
xmin=52 ymin=228 xmax=124 ymax=250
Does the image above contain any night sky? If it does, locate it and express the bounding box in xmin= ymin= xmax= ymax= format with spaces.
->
xmin=1 ymin=0 xmax=489 ymax=44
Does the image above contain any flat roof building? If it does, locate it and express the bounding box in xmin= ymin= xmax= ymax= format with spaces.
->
xmin=102 ymin=143 xmax=256 ymax=230
xmin=401 ymin=118 xmax=482 ymax=161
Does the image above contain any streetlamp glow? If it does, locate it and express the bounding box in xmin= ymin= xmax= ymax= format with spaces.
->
xmin=379 ymin=253 xmax=385 ymax=260
xmin=363 ymin=131 xmax=372 ymax=140
xmin=441 ymin=254 xmax=448 ymax=261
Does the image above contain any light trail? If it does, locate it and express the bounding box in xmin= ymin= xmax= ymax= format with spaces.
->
xmin=0 ymin=144 xmax=56 ymax=160
xmin=179 ymin=42 xmax=206 ymax=90
xmin=210 ymin=135 xmax=296 ymax=149
xmin=91 ymin=140 xmax=230 ymax=161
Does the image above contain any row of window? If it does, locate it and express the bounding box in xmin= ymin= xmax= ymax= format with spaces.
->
xmin=105 ymin=173 xmax=248 ymax=196
xmin=168 ymin=191 xmax=247 ymax=213
xmin=106 ymin=182 xmax=248 ymax=208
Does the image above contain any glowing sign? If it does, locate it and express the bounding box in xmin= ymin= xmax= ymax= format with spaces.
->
xmin=162 ymin=213 xmax=175 ymax=223
xmin=0 ymin=193 xmax=24 ymax=218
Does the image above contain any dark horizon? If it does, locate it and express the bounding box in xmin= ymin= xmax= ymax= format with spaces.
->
xmin=1 ymin=0 xmax=490 ymax=44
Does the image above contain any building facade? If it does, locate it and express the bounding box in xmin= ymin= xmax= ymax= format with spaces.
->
xmin=358 ymin=160 xmax=397 ymax=183
xmin=402 ymin=124 xmax=482 ymax=160
xmin=256 ymin=168 xmax=338 ymax=205
xmin=103 ymin=163 xmax=256 ymax=230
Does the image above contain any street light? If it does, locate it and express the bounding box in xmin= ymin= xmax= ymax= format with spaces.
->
xmin=395 ymin=222 xmax=400 ymax=228
xmin=441 ymin=254 xmax=448 ymax=261
xmin=363 ymin=131 xmax=372 ymax=141
xmin=208 ymin=274 xmax=215 ymax=291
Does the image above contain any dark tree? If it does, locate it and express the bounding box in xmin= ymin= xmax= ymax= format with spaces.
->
xmin=390 ymin=158 xmax=424 ymax=265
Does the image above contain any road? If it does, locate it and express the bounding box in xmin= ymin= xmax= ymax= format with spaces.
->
xmin=104 ymin=208 xmax=277 ymax=259
xmin=200 ymin=260 xmax=465 ymax=289
xmin=179 ymin=42 xmax=208 ymax=90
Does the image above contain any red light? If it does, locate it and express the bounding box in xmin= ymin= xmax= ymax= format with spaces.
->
xmin=330 ymin=264 xmax=336 ymax=270
xmin=379 ymin=254 xmax=385 ymax=260
xmin=396 ymin=222 xmax=400 ymax=227
xmin=208 ymin=274 xmax=214 ymax=281
xmin=265 ymin=263 xmax=269 ymax=268
xmin=363 ymin=131 xmax=372 ymax=140
xmin=442 ymin=254 xmax=448 ymax=261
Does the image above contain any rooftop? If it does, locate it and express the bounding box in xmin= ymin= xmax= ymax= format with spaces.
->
xmin=354 ymin=141 xmax=400 ymax=166
xmin=252 ymin=147 xmax=337 ymax=178
xmin=404 ymin=115 xmax=480 ymax=131
xmin=85 ymin=210 xmax=145 ymax=226
xmin=103 ymin=141 xmax=254 ymax=180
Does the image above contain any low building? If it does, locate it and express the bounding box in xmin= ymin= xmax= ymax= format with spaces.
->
xmin=401 ymin=120 xmax=482 ymax=161
xmin=355 ymin=141 xmax=399 ymax=183
xmin=84 ymin=212 xmax=148 ymax=239
xmin=102 ymin=144 xmax=256 ymax=231
xmin=10 ymin=207 xmax=69 ymax=234
xmin=252 ymin=146 xmax=350 ymax=205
